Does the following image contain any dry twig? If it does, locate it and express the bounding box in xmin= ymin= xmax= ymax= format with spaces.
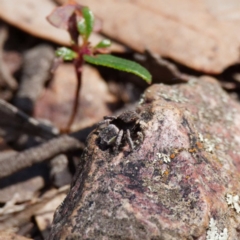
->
xmin=0 ymin=135 xmax=84 ymax=179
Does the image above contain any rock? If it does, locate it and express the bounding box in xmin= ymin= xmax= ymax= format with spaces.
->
xmin=48 ymin=76 xmax=240 ymax=239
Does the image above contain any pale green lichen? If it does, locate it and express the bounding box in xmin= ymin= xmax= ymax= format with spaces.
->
xmin=198 ymin=133 xmax=215 ymax=153
xmin=206 ymin=218 xmax=228 ymax=240
xmin=158 ymin=89 xmax=188 ymax=103
xmin=187 ymin=77 xmax=198 ymax=86
xmin=138 ymin=97 xmax=144 ymax=105
xmin=226 ymin=194 xmax=240 ymax=213
xmin=156 ymin=152 xmax=171 ymax=163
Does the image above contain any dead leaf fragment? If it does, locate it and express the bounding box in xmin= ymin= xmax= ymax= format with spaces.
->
xmin=35 ymin=192 xmax=66 ymax=239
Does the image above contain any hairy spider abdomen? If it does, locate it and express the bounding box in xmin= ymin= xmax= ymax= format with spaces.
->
xmin=111 ymin=110 xmax=140 ymax=130
xmin=118 ymin=111 xmax=139 ymax=123
xmin=97 ymin=110 xmax=142 ymax=152
xmin=99 ymin=124 xmax=119 ymax=145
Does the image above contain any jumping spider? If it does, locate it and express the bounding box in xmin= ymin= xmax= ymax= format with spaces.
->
xmin=97 ymin=110 xmax=143 ymax=152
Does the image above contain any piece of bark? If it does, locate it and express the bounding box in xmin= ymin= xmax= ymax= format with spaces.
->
xmin=0 ymin=135 xmax=83 ymax=179
xmin=0 ymin=99 xmax=57 ymax=142
xmin=48 ymin=76 xmax=240 ymax=239
xmin=0 ymin=146 xmax=47 ymax=204
xmin=50 ymin=154 xmax=72 ymax=188
xmin=14 ymin=44 xmax=55 ymax=115
xmin=0 ymin=112 xmax=92 ymax=180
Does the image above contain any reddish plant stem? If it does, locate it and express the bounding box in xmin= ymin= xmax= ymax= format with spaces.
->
xmin=64 ymin=56 xmax=83 ymax=132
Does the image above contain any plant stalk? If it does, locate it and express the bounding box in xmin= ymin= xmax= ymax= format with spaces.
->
xmin=64 ymin=56 xmax=83 ymax=132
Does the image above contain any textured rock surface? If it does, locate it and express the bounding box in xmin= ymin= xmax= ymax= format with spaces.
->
xmin=48 ymin=76 xmax=240 ymax=239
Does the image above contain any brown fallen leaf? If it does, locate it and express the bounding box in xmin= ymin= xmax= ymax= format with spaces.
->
xmin=35 ymin=191 xmax=67 ymax=239
xmin=0 ymin=0 xmax=125 ymax=52
xmin=34 ymin=64 xmax=117 ymax=131
xmin=56 ymin=0 xmax=240 ymax=74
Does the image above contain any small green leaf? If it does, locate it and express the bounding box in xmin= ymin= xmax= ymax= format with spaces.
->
xmin=77 ymin=19 xmax=86 ymax=36
xmin=83 ymin=54 xmax=152 ymax=83
xmin=56 ymin=47 xmax=77 ymax=61
xmin=82 ymin=7 xmax=94 ymax=40
xmin=95 ymin=39 xmax=111 ymax=49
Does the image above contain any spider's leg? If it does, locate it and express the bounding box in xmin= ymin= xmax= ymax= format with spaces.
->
xmin=137 ymin=131 xmax=144 ymax=142
xmin=135 ymin=131 xmax=144 ymax=146
xmin=103 ymin=116 xmax=117 ymax=120
xmin=97 ymin=119 xmax=111 ymax=127
xmin=114 ymin=129 xmax=123 ymax=150
xmin=126 ymin=129 xmax=134 ymax=151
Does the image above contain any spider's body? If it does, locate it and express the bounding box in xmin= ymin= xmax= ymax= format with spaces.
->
xmin=97 ymin=110 xmax=141 ymax=151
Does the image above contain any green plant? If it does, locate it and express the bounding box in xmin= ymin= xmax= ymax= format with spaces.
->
xmin=47 ymin=0 xmax=152 ymax=132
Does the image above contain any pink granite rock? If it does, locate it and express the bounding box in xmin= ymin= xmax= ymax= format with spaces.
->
xmin=48 ymin=76 xmax=240 ymax=240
